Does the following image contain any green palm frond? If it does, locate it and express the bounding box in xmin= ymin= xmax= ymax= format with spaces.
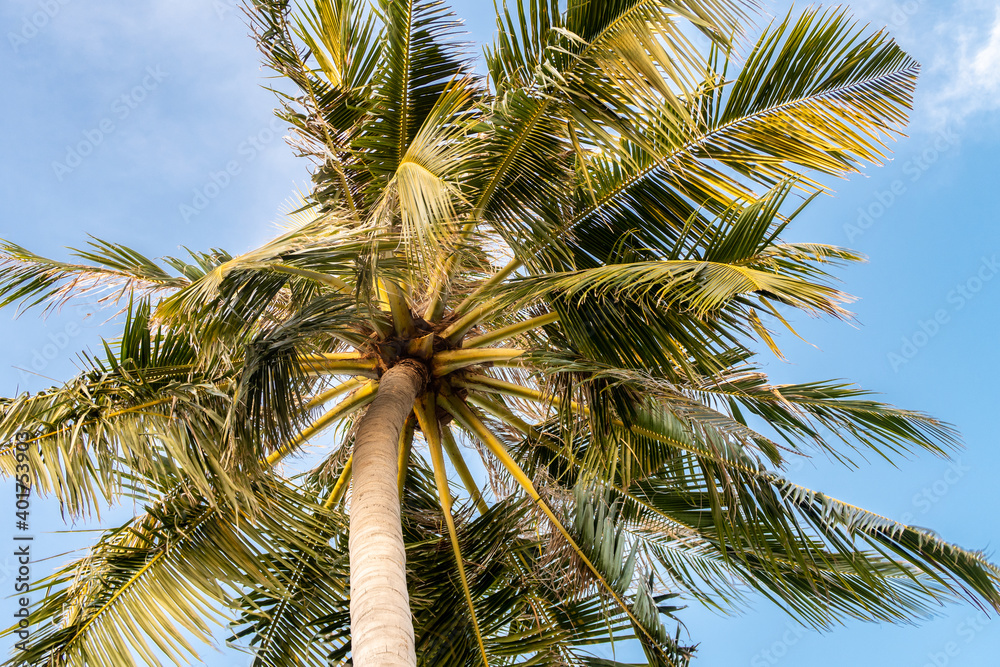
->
xmin=229 ymin=477 xmax=352 ymax=667
xmin=0 ymin=238 xmax=190 ymax=313
xmin=513 ymin=418 xmax=998 ymax=628
xmin=2 ymin=478 xmax=330 ymax=667
xmin=706 ymin=373 xmax=961 ymax=465
xmin=0 ymin=300 xmax=252 ymax=515
xmin=359 ymin=0 xmax=473 ymax=182
xmin=571 ymin=484 xmax=694 ymax=666
xmin=479 ymin=0 xmax=756 ymax=255
xmin=559 ymin=7 xmax=919 ymax=269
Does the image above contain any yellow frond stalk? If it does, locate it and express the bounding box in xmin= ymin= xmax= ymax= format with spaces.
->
xmin=267 ymin=381 xmax=379 ymax=465
xmin=414 ymin=395 xmax=490 ymax=667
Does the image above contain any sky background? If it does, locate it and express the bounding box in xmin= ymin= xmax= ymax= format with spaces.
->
xmin=1 ymin=0 xmax=999 ymax=665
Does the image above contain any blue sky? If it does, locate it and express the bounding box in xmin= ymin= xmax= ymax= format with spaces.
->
xmin=1 ymin=0 xmax=999 ymax=665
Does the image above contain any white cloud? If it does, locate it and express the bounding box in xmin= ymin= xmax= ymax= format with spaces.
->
xmin=931 ymin=8 xmax=1000 ymax=122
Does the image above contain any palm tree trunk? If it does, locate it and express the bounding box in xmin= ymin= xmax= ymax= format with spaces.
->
xmin=349 ymin=359 xmax=427 ymax=667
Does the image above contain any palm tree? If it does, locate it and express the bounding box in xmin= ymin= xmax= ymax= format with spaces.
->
xmin=2 ymin=0 xmax=999 ymax=665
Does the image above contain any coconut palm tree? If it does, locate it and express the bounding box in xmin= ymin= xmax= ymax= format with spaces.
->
xmin=2 ymin=0 xmax=999 ymax=665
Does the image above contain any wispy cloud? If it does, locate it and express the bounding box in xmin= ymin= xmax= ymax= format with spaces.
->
xmin=929 ymin=7 xmax=1000 ymax=123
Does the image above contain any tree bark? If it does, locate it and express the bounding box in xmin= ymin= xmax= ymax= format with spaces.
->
xmin=349 ymin=359 xmax=427 ymax=667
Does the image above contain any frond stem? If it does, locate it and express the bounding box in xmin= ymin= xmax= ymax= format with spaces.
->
xmin=453 ymin=258 xmax=523 ymax=318
xmin=432 ymin=349 xmax=525 ymax=377
xmin=441 ymin=422 xmax=489 ymax=514
xmin=464 ymin=312 xmax=558 ymax=348
xmin=266 ymin=381 xmax=378 ymax=465
xmin=437 ymin=392 xmax=679 ymax=664
xmin=397 ymin=414 xmax=416 ymax=499
xmin=265 ymin=263 xmax=351 ymax=294
xmin=414 ymin=395 xmax=491 ymax=666
xmin=325 ymin=455 xmax=354 ymax=508
xmin=298 ymin=353 xmax=380 ymax=378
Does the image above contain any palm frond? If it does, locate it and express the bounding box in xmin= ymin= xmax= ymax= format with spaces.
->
xmin=0 ymin=238 xmax=189 ymax=314
xmin=557 ymin=7 xmax=918 ymax=269
xmin=358 ymin=0 xmax=473 ymax=182
xmin=0 ymin=300 xmax=253 ymax=515
xmin=2 ymin=478 xmax=330 ymax=667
